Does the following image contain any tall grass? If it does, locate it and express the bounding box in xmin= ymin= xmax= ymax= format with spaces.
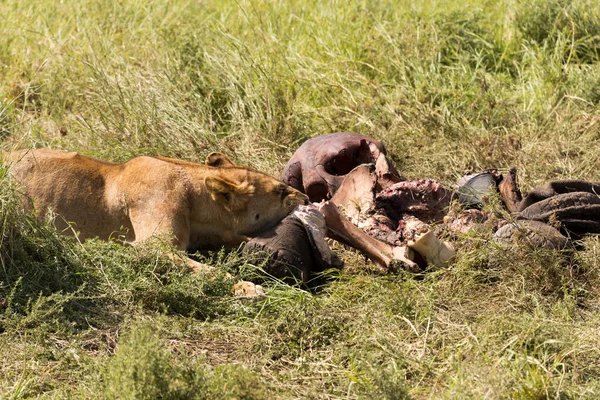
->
xmin=2 ymin=0 xmax=600 ymax=398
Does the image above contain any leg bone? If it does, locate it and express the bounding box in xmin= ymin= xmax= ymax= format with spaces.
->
xmin=318 ymin=201 xmax=420 ymax=272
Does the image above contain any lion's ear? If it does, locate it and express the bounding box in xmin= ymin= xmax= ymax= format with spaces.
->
xmin=205 ymin=176 xmax=254 ymax=211
xmin=205 ymin=152 xmax=236 ymax=168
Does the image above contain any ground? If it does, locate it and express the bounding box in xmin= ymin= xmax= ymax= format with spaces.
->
xmin=2 ymin=0 xmax=600 ymax=398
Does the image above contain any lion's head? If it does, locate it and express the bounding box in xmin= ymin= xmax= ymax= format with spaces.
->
xmin=204 ymin=153 xmax=309 ymax=236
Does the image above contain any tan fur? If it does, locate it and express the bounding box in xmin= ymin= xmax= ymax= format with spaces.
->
xmin=3 ymin=149 xmax=308 ymax=296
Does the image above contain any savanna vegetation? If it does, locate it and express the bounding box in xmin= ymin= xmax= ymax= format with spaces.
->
xmin=2 ymin=0 xmax=600 ymax=398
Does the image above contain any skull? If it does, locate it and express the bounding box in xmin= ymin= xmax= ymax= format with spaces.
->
xmin=281 ymin=132 xmax=404 ymax=202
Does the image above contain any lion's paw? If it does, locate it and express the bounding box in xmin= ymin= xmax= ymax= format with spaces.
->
xmin=233 ymin=281 xmax=266 ymax=299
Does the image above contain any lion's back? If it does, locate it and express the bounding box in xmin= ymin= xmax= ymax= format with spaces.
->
xmin=3 ymin=149 xmax=132 ymax=240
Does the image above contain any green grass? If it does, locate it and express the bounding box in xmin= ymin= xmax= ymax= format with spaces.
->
xmin=3 ymin=0 xmax=600 ymax=397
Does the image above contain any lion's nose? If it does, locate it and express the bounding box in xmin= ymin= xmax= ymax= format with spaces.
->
xmin=291 ymin=189 xmax=309 ymax=205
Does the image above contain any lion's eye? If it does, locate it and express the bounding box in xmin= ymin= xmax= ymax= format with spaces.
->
xmin=278 ymin=185 xmax=288 ymax=199
xmin=255 ymin=214 xmax=260 ymax=221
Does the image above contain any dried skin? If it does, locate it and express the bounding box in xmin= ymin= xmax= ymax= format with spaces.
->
xmin=281 ymin=132 xmax=403 ymax=202
xmin=498 ymin=167 xmax=522 ymax=212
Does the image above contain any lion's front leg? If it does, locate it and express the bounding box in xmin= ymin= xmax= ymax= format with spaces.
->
xmin=129 ymin=210 xmax=265 ymax=298
xmin=175 ymin=254 xmax=265 ymax=298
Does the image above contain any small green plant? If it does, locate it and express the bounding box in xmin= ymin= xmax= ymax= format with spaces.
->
xmin=102 ymin=321 xmax=270 ymax=399
xmin=102 ymin=322 xmax=205 ymax=400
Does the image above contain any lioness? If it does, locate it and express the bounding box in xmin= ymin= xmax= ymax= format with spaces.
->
xmin=4 ymin=149 xmax=308 ymax=297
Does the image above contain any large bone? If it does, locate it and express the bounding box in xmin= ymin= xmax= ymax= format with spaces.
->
xmin=318 ymin=201 xmax=420 ymax=272
xmin=331 ymin=163 xmax=378 ymax=224
xmin=407 ymin=231 xmax=455 ymax=267
xmin=330 ymin=163 xmax=455 ymax=268
xmin=403 ymin=216 xmax=455 ymax=267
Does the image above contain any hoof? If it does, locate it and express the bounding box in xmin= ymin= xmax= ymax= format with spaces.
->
xmin=233 ymin=281 xmax=266 ymax=298
xmin=456 ymin=171 xmax=498 ymax=207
